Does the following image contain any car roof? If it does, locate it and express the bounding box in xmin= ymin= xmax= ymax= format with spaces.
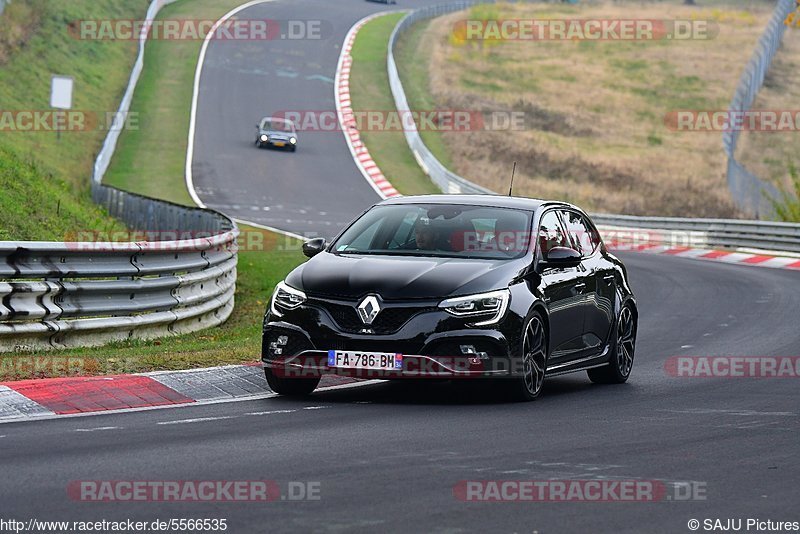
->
xmin=378 ymin=194 xmax=580 ymax=213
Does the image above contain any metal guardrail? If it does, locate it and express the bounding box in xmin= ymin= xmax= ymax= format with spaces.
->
xmin=0 ymin=185 xmax=238 ymax=352
xmin=387 ymin=1 xmax=496 ymax=195
xmin=0 ymin=0 xmax=239 ymax=352
xmin=723 ymin=0 xmax=796 ymax=217
xmin=592 ymin=213 xmax=800 ymax=254
xmin=387 ymin=2 xmax=800 ymax=254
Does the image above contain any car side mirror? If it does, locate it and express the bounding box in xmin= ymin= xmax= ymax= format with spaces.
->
xmin=540 ymin=246 xmax=581 ymax=269
xmin=302 ymin=238 xmax=327 ymax=258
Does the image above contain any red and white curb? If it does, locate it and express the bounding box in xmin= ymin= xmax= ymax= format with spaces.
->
xmin=0 ymin=365 xmax=360 ymax=424
xmin=336 ymin=13 xmax=403 ymax=200
xmin=608 ymin=244 xmax=800 ymax=270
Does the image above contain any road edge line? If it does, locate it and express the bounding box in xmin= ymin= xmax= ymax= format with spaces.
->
xmin=185 ymin=0 xmax=279 ymax=209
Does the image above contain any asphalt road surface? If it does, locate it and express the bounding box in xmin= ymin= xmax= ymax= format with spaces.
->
xmin=3 ymin=253 xmax=799 ymax=533
xmin=3 ymin=1 xmax=799 ymax=533
xmin=191 ymin=0 xmax=448 ymax=238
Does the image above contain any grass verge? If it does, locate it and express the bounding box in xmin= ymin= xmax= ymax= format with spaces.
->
xmin=1 ymin=0 xmax=307 ymax=379
xmin=0 ymin=0 xmax=143 ymax=239
xmin=103 ymin=0 xmax=253 ymax=204
xmin=394 ymin=18 xmax=455 ymax=171
xmin=0 ymin=147 xmax=124 ymax=241
xmin=349 ymin=13 xmax=440 ymax=196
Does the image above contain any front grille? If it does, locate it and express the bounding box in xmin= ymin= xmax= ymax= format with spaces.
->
xmin=312 ymin=301 xmax=434 ymax=334
xmin=263 ymin=329 xmax=314 ymax=361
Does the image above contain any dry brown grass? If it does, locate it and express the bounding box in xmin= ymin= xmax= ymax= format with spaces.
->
xmin=418 ymin=1 xmax=790 ymax=217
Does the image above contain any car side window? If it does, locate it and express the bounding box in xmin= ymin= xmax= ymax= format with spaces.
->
xmin=587 ymin=220 xmax=603 ymax=252
xmin=561 ymin=210 xmax=596 ymax=257
xmin=537 ymin=211 xmax=568 ymax=256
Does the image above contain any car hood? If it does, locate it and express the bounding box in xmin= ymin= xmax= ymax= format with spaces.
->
xmin=285 ymin=252 xmax=527 ymax=300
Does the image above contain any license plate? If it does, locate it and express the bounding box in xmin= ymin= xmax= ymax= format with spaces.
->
xmin=328 ymin=350 xmax=402 ymax=370
xmin=273 ymin=142 xmax=285 ymax=147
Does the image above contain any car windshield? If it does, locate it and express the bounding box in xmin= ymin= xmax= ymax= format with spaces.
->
xmin=261 ymin=118 xmax=294 ymax=133
xmin=331 ymin=204 xmax=532 ymax=260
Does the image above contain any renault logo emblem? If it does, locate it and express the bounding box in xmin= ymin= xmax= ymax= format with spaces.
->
xmin=357 ymin=295 xmax=381 ymax=325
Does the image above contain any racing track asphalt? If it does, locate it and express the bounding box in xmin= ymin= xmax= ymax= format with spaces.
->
xmin=2 ymin=253 xmax=799 ymax=533
xmin=2 ymin=1 xmax=798 ymax=532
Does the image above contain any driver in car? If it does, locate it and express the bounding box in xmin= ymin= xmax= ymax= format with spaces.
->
xmin=415 ymin=219 xmax=438 ymax=250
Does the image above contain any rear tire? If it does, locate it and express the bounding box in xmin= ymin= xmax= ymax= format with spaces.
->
xmin=508 ymin=312 xmax=548 ymax=402
xmin=264 ymin=368 xmax=320 ymax=396
xmin=588 ymin=304 xmax=636 ymax=384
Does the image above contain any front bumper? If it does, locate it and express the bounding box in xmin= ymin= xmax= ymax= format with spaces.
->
xmin=264 ymin=350 xmax=509 ymax=379
xmin=257 ymin=134 xmax=295 ymax=148
xmin=262 ymin=304 xmax=522 ymax=379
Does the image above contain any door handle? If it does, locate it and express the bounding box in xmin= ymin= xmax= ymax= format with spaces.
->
xmin=603 ymin=274 xmax=615 ymax=281
xmin=575 ymin=282 xmax=586 ymax=291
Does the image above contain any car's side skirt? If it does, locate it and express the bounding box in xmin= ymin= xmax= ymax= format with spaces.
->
xmin=544 ymin=345 xmax=611 ymax=377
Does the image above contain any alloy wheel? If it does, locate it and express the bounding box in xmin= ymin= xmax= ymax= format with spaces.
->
xmin=522 ymin=316 xmax=547 ymax=397
xmin=616 ymin=307 xmax=635 ymax=377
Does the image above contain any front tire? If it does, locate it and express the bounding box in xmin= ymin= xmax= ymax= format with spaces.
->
xmin=264 ymin=368 xmax=320 ymax=396
xmin=509 ymin=312 xmax=548 ymax=402
xmin=588 ymin=304 xmax=636 ymax=384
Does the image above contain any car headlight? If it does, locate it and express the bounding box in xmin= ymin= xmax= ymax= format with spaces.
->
xmin=260 ymin=134 xmax=269 ymax=142
xmin=289 ymin=137 xmax=297 ymax=145
xmin=270 ymin=281 xmax=307 ymax=317
xmin=439 ymin=289 xmax=510 ymax=326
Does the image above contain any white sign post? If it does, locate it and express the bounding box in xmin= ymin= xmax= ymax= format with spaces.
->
xmin=50 ymin=75 xmax=74 ymax=140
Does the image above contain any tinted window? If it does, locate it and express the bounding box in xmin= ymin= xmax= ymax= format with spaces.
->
xmin=537 ymin=211 xmax=569 ymax=255
xmin=587 ymin=220 xmax=603 ymax=252
xmin=332 ymin=204 xmax=532 ymax=260
xmin=561 ymin=210 xmax=596 ymax=256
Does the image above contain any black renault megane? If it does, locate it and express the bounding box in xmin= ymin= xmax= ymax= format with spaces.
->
xmin=262 ymin=195 xmax=637 ymax=401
